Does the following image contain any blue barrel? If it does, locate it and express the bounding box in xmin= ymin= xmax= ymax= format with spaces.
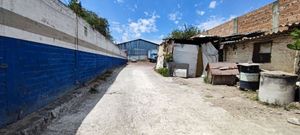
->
xmin=238 ymin=63 xmax=260 ymax=90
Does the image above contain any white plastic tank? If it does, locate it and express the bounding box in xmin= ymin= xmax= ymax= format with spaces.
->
xmin=258 ymin=71 xmax=297 ymax=105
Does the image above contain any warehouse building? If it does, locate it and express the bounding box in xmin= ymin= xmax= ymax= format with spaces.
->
xmin=118 ymin=39 xmax=159 ymax=61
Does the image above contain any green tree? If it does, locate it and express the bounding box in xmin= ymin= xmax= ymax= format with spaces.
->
xmin=68 ymin=0 xmax=84 ymax=15
xmin=287 ymin=28 xmax=300 ymax=50
xmin=68 ymin=0 xmax=113 ymax=41
xmin=167 ymin=25 xmax=202 ymax=39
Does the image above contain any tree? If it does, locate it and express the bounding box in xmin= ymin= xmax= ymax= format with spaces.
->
xmin=167 ymin=25 xmax=202 ymax=39
xmin=287 ymin=28 xmax=300 ymax=78
xmin=68 ymin=0 xmax=84 ymax=15
xmin=287 ymin=28 xmax=300 ymax=50
xmin=68 ymin=0 xmax=113 ymax=41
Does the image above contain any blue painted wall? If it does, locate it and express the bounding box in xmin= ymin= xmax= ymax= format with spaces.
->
xmin=0 ymin=36 xmax=126 ymax=128
xmin=118 ymin=39 xmax=158 ymax=60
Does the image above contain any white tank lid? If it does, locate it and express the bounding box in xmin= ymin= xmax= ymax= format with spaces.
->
xmin=238 ymin=63 xmax=260 ymax=67
xmin=261 ymin=71 xmax=297 ymax=78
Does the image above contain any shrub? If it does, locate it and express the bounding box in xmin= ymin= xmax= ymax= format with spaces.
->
xmin=68 ymin=0 xmax=113 ymax=40
xmin=156 ymin=68 xmax=169 ymax=77
xmin=164 ymin=53 xmax=173 ymax=62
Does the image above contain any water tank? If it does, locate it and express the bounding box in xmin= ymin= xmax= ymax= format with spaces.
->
xmin=238 ymin=63 xmax=260 ymax=90
xmin=259 ymin=71 xmax=297 ymax=105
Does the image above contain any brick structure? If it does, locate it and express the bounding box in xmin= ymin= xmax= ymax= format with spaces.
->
xmin=204 ymin=0 xmax=300 ymax=73
xmin=279 ymin=0 xmax=300 ymax=26
xmin=206 ymin=0 xmax=300 ymax=36
xmin=223 ymin=34 xmax=296 ymax=73
xmin=206 ymin=21 xmax=235 ymax=36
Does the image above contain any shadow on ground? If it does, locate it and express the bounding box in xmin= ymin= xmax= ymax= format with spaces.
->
xmin=0 ymin=66 xmax=126 ymax=135
xmin=41 ymin=66 xmax=126 ymax=135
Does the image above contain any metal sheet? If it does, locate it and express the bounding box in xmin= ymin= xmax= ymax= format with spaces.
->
xmin=173 ymin=44 xmax=199 ymax=77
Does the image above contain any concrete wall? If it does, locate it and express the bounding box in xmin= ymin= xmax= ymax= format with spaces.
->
xmin=223 ymin=34 xmax=296 ymax=73
xmin=0 ymin=0 xmax=126 ymax=128
xmin=206 ymin=0 xmax=300 ymax=36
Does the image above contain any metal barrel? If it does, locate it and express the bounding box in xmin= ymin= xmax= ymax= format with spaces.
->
xmin=238 ymin=64 xmax=260 ymax=90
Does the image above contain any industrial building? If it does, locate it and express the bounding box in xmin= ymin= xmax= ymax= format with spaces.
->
xmin=118 ymin=39 xmax=159 ymax=61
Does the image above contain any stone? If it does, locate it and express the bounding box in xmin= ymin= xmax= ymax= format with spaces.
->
xmin=287 ymin=118 xmax=300 ymax=126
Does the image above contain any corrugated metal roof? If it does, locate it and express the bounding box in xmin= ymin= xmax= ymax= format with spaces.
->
xmin=206 ymin=63 xmax=239 ymax=76
xmin=191 ymin=34 xmax=219 ymax=38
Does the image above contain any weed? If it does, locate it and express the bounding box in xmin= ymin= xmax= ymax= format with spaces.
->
xmin=156 ymin=68 xmax=169 ymax=77
xmin=243 ymin=90 xmax=258 ymax=101
xmin=164 ymin=53 xmax=173 ymax=62
xmin=203 ymin=76 xmax=209 ymax=84
xmin=284 ymin=102 xmax=300 ymax=111
xmin=205 ymin=95 xmax=213 ymax=98
xmin=259 ymin=101 xmax=281 ymax=108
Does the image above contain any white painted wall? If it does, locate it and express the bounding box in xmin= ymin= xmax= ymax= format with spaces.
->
xmin=0 ymin=0 xmax=126 ymax=58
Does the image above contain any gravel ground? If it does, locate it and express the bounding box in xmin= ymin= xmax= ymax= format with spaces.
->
xmin=41 ymin=62 xmax=300 ymax=135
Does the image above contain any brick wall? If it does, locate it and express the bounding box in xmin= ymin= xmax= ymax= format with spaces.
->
xmin=238 ymin=4 xmax=273 ymax=34
xmin=207 ymin=20 xmax=235 ymax=36
xmin=207 ymin=0 xmax=300 ymax=36
xmin=279 ymin=0 xmax=300 ymax=26
xmin=224 ymin=34 xmax=296 ymax=73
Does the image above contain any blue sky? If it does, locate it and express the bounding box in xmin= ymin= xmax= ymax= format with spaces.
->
xmin=62 ymin=0 xmax=275 ymax=43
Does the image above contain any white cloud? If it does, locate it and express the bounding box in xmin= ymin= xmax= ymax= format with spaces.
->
xmin=198 ymin=15 xmax=235 ymax=30
xmin=196 ymin=10 xmax=205 ymax=16
xmin=129 ymin=14 xmax=159 ymax=37
xmin=111 ymin=13 xmax=160 ymax=43
xmin=209 ymin=1 xmax=217 ymax=9
xmin=168 ymin=11 xmax=182 ymax=24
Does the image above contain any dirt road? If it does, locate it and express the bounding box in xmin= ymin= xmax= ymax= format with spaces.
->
xmin=42 ymin=63 xmax=300 ymax=135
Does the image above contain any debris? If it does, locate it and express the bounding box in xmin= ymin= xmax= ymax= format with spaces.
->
xmin=287 ymin=118 xmax=300 ymax=126
xmin=206 ymin=63 xmax=239 ymax=85
xmin=89 ymin=87 xmax=99 ymax=94
xmin=285 ymin=102 xmax=300 ymax=111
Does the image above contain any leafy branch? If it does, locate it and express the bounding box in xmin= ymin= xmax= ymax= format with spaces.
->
xmin=167 ymin=25 xmax=203 ymax=40
xmin=287 ymin=28 xmax=300 ymax=50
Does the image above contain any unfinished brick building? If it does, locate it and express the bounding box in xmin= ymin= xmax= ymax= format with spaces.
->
xmin=203 ymin=0 xmax=300 ymax=73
